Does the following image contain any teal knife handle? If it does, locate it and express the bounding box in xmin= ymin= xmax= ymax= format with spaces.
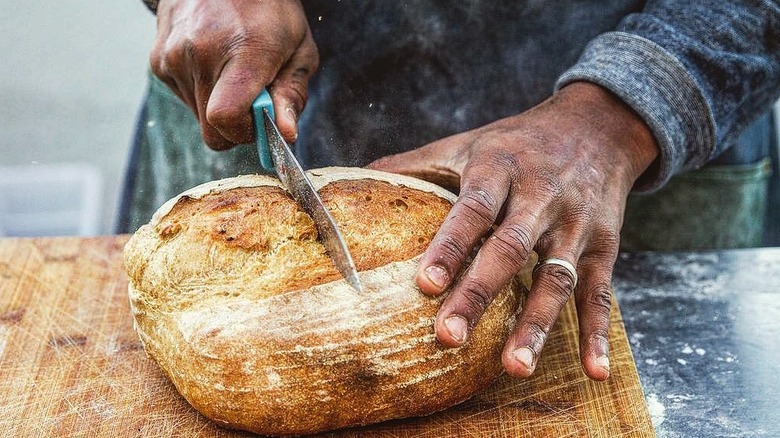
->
xmin=252 ymin=89 xmax=275 ymax=171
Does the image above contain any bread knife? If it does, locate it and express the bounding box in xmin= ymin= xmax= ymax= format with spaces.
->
xmin=252 ymin=90 xmax=364 ymax=293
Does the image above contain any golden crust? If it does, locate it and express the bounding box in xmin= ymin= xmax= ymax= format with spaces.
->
xmin=124 ymin=167 xmax=519 ymax=436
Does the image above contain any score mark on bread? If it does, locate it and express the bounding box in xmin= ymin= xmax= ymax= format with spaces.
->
xmin=124 ymin=167 xmax=520 ymax=436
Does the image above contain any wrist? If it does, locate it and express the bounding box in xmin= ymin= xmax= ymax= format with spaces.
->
xmin=557 ymin=81 xmax=659 ymax=186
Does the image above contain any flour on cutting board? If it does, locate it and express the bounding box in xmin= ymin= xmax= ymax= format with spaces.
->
xmin=666 ymin=393 xmax=696 ymax=410
xmin=679 ymin=343 xmax=707 ymax=356
xmin=646 ymin=393 xmax=666 ymax=427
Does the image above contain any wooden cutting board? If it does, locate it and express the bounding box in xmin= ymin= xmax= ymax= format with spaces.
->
xmin=0 ymin=236 xmax=653 ymax=437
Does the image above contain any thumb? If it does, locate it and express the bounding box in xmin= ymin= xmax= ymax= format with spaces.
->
xmin=207 ymin=55 xmax=273 ymax=146
xmin=367 ymin=137 xmax=469 ymax=192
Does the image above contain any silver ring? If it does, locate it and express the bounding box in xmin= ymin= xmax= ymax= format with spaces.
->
xmin=533 ymin=257 xmax=578 ymax=289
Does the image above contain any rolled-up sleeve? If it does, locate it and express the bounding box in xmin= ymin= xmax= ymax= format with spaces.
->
xmin=556 ymin=0 xmax=780 ymax=191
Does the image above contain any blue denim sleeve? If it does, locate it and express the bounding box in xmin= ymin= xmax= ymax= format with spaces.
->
xmin=555 ymin=0 xmax=780 ymax=191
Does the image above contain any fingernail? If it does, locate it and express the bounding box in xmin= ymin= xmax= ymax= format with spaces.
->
xmin=285 ymin=105 xmax=298 ymax=121
xmin=285 ymin=106 xmax=299 ymax=142
xmin=424 ymin=265 xmax=449 ymax=290
xmin=594 ymin=355 xmax=610 ymax=372
xmin=512 ymin=347 xmax=536 ymax=373
xmin=444 ymin=315 xmax=468 ymax=344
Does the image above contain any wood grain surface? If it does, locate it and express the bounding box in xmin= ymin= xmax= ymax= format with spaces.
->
xmin=0 ymin=236 xmax=653 ymax=437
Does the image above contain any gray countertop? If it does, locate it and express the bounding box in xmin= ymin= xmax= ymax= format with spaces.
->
xmin=613 ymin=248 xmax=780 ymax=437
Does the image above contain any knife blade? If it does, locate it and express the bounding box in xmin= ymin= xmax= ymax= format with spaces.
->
xmin=252 ymin=90 xmax=364 ymax=293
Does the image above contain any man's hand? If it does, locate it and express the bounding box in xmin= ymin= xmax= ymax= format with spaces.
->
xmin=369 ymin=82 xmax=658 ymax=381
xmin=150 ymin=0 xmax=318 ymax=149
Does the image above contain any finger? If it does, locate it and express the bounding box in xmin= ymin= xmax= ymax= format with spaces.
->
xmin=269 ymin=30 xmax=319 ymax=143
xmin=164 ymin=36 xmax=237 ymax=150
xmin=149 ymin=13 xmax=206 ymax=117
xmin=167 ymin=73 xmax=197 ymax=114
xmin=574 ymin=246 xmax=619 ymax=381
xmin=502 ymin=247 xmax=579 ymax=378
xmin=150 ymin=43 xmax=196 ymax=114
xmin=149 ymin=9 xmax=177 ymax=94
xmin=433 ymin=212 xmax=540 ymax=347
xmin=416 ymin=159 xmax=512 ymax=296
xmin=193 ymin=70 xmax=237 ymax=150
xmin=207 ymin=46 xmax=285 ymax=146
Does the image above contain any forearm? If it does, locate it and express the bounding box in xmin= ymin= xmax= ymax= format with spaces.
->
xmin=556 ymin=0 xmax=780 ymax=191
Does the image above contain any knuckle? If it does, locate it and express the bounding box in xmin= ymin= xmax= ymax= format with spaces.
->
xmin=538 ymin=267 xmax=576 ymax=302
xmin=594 ymin=229 xmax=621 ymax=257
xmin=150 ymin=41 xmax=180 ymax=81
xmin=582 ymin=282 xmax=613 ymax=312
xmin=229 ymin=32 xmax=287 ymax=68
xmin=160 ymin=45 xmax=185 ymax=76
xmin=555 ymin=192 xmax=595 ymax=227
xmin=534 ymin=231 xmax=554 ymax=254
xmin=182 ymin=38 xmax=198 ymax=62
xmin=487 ymin=150 xmax=520 ymax=176
xmin=534 ymin=171 xmax=565 ymax=202
xmin=567 ymin=201 xmax=594 ymax=222
xmin=187 ymin=35 xmax=219 ymax=63
xmin=489 ymin=223 xmax=533 ymax=268
xmin=458 ymin=189 xmax=499 ymax=225
xmin=458 ymin=278 xmax=495 ymax=318
xmin=496 ymin=222 xmax=534 ymax=255
xmin=220 ymin=30 xmax=251 ymax=58
xmin=274 ymin=76 xmax=309 ymax=113
xmin=433 ymin=233 xmax=470 ymax=266
xmin=522 ymin=318 xmax=551 ymax=349
xmin=149 ymin=49 xmax=165 ymax=77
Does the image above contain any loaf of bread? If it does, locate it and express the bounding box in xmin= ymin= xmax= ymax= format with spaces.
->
xmin=124 ymin=167 xmax=520 ymax=436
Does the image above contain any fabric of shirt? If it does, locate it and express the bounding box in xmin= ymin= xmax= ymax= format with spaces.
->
xmin=295 ymin=0 xmax=779 ymax=191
